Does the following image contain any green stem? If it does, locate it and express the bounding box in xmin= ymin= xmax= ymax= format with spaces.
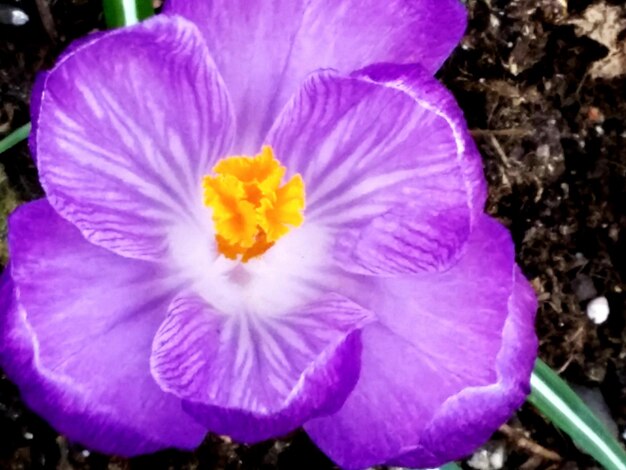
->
xmin=0 ymin=123 xmax=31 ymax=155
xmin=102 ymin=0 xmax=154 ymax=28
xmin=439 ymin=463 xmax=462 ymax=470
xmin=529 ymin=359 xmax=626 ymax=470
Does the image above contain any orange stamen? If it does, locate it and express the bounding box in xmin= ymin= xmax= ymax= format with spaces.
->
xmin=202 ymin=146 xmax=305 ymax=261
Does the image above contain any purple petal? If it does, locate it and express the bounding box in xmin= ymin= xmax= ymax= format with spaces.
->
xmin=165 ymin=0 xmax=467 ymax=152
xmin=29 ymin=31 xmax=109 ymax=161
xmin=151 ymin=293 xmax=373 ymax=442
xmin=266 ymin=65 xmax=486 ymax=276
xmin=0 ymin=200 xmax=206 ymax=455
xmin=389 ymin=266 xmax=538 ymax=468
xmin=304 ymin=216 xmax=538 ymax=469
xmin=33 ymin=15 xmax=234 ymax=261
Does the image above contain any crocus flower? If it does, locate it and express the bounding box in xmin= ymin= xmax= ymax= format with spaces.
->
xmin=0 ymin=1 xmax=538 ymax=469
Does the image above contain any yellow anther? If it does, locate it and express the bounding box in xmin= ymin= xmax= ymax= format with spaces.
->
xmin=202 ymin=146 xmax=305 ymax=261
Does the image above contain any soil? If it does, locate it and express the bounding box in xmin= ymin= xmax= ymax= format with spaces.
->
xmin=1 ymin=0 xmax=625 ymax=469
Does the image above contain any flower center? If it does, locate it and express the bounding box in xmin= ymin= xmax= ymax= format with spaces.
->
xmin=202 ymin=146 xmax=305 ymax=262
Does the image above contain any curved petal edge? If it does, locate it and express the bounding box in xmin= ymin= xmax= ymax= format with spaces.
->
xmin=389 ymin=266 xmax=538 ymax=468
xmin=150 ymin=293 xmax=373 ymax=443
xmin=0 ymin=200 xmax=207 ymax=456
xmin=304 ymin=216 xmax=538 ymax=469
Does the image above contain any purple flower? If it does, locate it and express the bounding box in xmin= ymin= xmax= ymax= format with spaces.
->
xmin=0 ymin=2 xmax=538 ymax=469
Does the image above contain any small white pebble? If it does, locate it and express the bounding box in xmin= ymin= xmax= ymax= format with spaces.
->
xmin=23 ymin=432 xmax=34 ymax=440
xmin=587 ymin=296 xmax=610 ymax=324
xmin=11 ymin=9 xmax=29 ymax=26
xmin=489 ymin=445 xmax=506 ymax=470
xmin=468 ymin=449 xmax=491 ymax=470
xmin=537 ymin=144 xmax=551 ymax=159
xmin=467 ymin=445 xmax=506 ymax=470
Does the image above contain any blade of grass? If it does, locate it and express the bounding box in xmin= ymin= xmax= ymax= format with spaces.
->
xmin=103 ymin=0 xmax=154 ymax=28
xmin=529 ymin=359 xmax=626 ymax=470
xmin=0 ymin=123 xmax=31 ymax=155
xmin=439 ymin=463 xmax=462 ymax=470
xmin=420 ymin=463 xmax=462 ymax=470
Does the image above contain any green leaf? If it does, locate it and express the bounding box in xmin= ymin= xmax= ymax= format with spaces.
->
xmin=529 ymin=359 xmax=626 ymax=470
xmin=439 ymin=463 xmax=463 ymax=470
xmin=0 ymin=123 xmax=31 ymax=155
xmin=103 ymin=0 xmax=154 ymax=28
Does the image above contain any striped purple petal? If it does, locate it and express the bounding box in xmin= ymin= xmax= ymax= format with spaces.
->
xmin=0 ymin=200 xmax=207 ymax=455
xmin=33 ymin=15 xmax=234 ymax=261
xmin=266 ymin=65 xmax=486 ymax=276
xmin=150 ymin=293 xmax=373 ymax=442
xmin=165 ymin=0 xmax=467 ymax=152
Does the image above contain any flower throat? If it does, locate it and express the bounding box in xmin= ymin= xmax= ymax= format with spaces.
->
xmin=202 ymin=146 xmax=305 ymax=262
